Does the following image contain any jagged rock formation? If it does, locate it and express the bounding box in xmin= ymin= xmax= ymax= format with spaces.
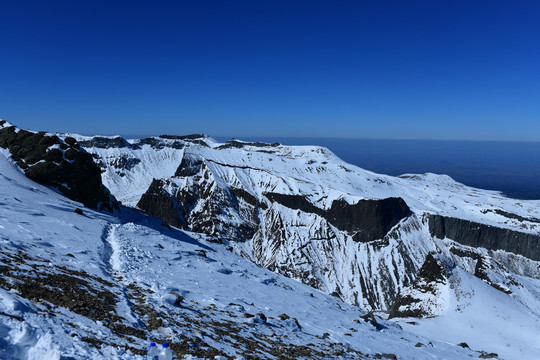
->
xmin=136 ymin=179 xmax=186 ymax=228
xmin=388 ymin=253 xmax=450 ymax=319
xmin=0 ymin=121 xmax=118 ymax=211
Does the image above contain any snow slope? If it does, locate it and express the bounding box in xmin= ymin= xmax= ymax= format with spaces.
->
xmin=0 ymin=149 xmax=488 ymax=359
xmin=394 ymin=265 xmax=540 ymax=359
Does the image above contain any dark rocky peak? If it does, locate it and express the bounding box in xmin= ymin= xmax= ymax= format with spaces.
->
xmin=0 ymin=124 xmax=119 ymax=212
xmin=134 ymin=137 xmax=182 ymax=150
xmin=136 ymin=179 xmax=186 ymax=228
xmin=79 ymin=136 xmax=130 ymax=149
xmin=175 ymin=154 xmax=204 ymax=177
xmin=185 ymin=139 xmax=209 ymax=147
xmin=159 ymin=134 xmax=209 ymax=147
xmin=216 ymin=139 xmax=281 ymax=150
xmin=137 ymin=172 xmax=258 ymax=242
xmin=388 ymin=253 xmax=450 ymax=319
xmin=416 ymin=253 xmax=448 ymax=284
xmin=159 ymin=134 xmax=206 ymax=140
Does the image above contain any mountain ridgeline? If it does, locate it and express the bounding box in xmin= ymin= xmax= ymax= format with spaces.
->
xmin=65 ymin=131 xmax=540 ymax=316
xmin=3 ymin=122 xmax=540 ymax=319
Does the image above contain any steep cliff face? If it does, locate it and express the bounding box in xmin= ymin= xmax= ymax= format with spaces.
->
xmin=78 ymin=134 xmax=540 ymax=315
xmin=263 ymin=193 xmax=411 ymax=243
xmin=428 ymin=215 xmax=540 ymax=261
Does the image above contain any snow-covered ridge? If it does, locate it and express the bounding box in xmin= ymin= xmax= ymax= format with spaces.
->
xmin=73 ymin=131 xmax=540 ymax=359
xmin=77 ymin=132 xmax=540 ymax=234
xmin=2 ymin=122 xmax=540 ymax=358
xmin=0 ymin=149 xmax=495 ymax=359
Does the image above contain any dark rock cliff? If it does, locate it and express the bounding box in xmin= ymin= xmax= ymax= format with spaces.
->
xmin=428 ymin=215 xmax=540 ymax=261
xmin=137 ymin=172 xmax=259 ymax=241
xmin=216 ymin=139 xmax=281 ymax=150
xmin=388 ymin=253 xmax=448 ymax=319
xmin=175 ymin=155 xmax=203 ymax=177
xmin=136 ymin=179 xmax=186 ymax=228
xmin=265 ymin=193 xmax=411 ymax=242
xmin=0 ymin=124 xmax=118 ymax=212
xmin=327 ymin=197 xmax=411 ymax=242
xmin=79 ymin=136 xmax=130 ymax=149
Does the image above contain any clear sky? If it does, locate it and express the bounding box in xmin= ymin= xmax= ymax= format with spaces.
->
xmin=1 ymin=1 xmax=539 ymax=140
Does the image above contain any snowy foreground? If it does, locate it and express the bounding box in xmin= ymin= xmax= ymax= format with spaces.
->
xmin=0 ymin=149 xmax=517 ymax=358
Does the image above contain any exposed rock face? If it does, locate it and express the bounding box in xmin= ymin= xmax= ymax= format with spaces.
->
xmin=139 ymin=161 xmax=259 ymax=243
xmin=216 ymin=139 xmax=281 ymax=150
xmin=428 ymin=215 xmax=540 ymax=261
xmin=156 ymin=134 xmax=209 ymax=147
xmin=175 ymin=155 xmax=203 ymax=177
xmin=327 ymin=198 xmax=410 ymax=243
xmin=159 ymin=134 xmax=206 ymax=140
xmin=0 ymin=124 xmax=118 ymax=211
xmin=79 ymin=136 xmax=130 ymax=149
xmin=136 ymin=179 xmax=186 ymax=228
xmin=388 ymin=253 xmax=449 ymax=319
xmin=264 ymin=193 xmax=410 ymax=242
xmin=449 ymin=246 xmax=516 ymax=295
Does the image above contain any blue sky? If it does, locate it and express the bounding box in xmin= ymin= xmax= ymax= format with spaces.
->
xmin=1 ymin=1 xmax=539 ymax=140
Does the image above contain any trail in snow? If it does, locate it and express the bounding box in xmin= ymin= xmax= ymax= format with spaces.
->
xmin=100 ymin=222 xmax=146 ymax=329
xmin=101 ymin=223 xmax=123 ymax=273
xmin=100 ymin=223 xmax=115 ymax=273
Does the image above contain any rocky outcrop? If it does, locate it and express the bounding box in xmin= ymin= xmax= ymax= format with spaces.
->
xmin=265 ymin=193 xmax=411 ymax=242
xmin=137 ymin=170 xmax=259 ymax=242
xmin=0 ymin=124 xmax=118 ymax=211
xmin=428 ymin=215 xmax=540 ymax=261
xmin=159 ymin=134 xmax=206 ymax=140
xmin=327 ymin=198 xmax=411 ymax=242
xmin=157 ymin=134 xmax=208 ymax=147
xmin=388 ymin=253 xmax=449 ymax=319
xmin=136 ymin=179 xmax=186 ymax=228
xmin=216 ymin=139 xmax=281 ymax=150
xmin=449 ymin=246 xmax=514 ymax=294
xmin=79 ymin=136 xmax=130 ymax=149
xmin=175 ymin=155 xmax=203 ymax=177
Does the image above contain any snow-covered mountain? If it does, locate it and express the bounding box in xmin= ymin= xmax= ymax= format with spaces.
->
xmin=1 ymin=120 xmax=540 ymax=359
